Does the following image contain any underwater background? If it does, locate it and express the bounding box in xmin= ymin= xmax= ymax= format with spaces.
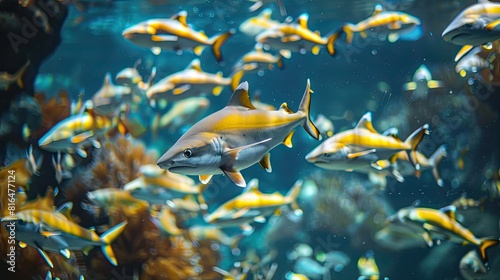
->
xmin=1 ymin=0 xmax=500 ymax=279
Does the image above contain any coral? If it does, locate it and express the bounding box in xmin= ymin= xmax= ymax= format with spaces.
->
xmin=32 ymin=91 xmax=71 ymax=140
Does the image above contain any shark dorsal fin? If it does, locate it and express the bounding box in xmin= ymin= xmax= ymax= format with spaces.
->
xmin=226 ymin=82 xmax=257 ymax=109
xmin=55 ymin=202 xmax=73 ymax=219
xmin=104 ymin=72 xmax=112 ymax=86
xmin=279 ymin=102 xmax=294 ymax=114
xmin=373 ymin=4 xmax=384 ymax=16
xmin=187 ymin=59 xmax=202 ymax=72
xmin=172 ymin=10 xmax=188 ymax=27
xmin=244 ymin=178 xmax=260 ymax=193
xmin=439 ymin=205 xmax=456 ymax=220
xmin=254 ymin=43 xmax=264 ymax=52
xmin=297 ymin=13 xmax=309 ymax=29
xmin=355 ymin=112 xmax=378 ymax=133
xmin=261 ymin=8 xmax=273 ymax=19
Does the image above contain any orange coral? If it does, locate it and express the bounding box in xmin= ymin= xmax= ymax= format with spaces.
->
xmin=32 ymin=91 xmax=71 ymax=140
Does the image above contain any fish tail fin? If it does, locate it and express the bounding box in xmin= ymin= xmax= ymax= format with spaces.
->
xmin=342 ymin=24 xmax=355 ymax=44
xmin=286 ymin=180 xmax=303 ymax=211
xmin=230 ymin=67 xmax=246 ymax=92
xmin=298 ymin=79 xmax=321 ymax=140
xmin=326 ymin=28 xmax=343 ymax=56
xmin=210 ymin=29 xmax=236 ymax=62
xmin=100 ymin=221 xmax=128 ymax=266
xmin=151 ymin=112 xmax=160 ymax=140
xmin=429 ymin=145 xmax=447 ymax=187
xmin=276 ymin=53 xmax=285 ymax=69
xmin=403 ymin=124 xmax=430 ymax=171
xmin=229 ymin=233 xmax=246 ymax=253
xmin=15 ymin=60 xmax=30 ymax=89
xmin=478 ymin=238 xmax=500 ymax=265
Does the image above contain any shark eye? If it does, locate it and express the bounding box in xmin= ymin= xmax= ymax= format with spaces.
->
xmin=323 ymin=153 xmax=330 ymax=157
xmin=183 ymin=149 xmax=193 ymax=158
xmin=464 ymin=23 xmax=472 ymax=28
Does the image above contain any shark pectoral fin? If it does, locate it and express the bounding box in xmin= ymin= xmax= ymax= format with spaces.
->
xmin=212 ymin=86 xmax=223 ymax=96
xmin=311 ymin=45 xmax=320 ymax=55
xmin=60 ymin=249 xmax=71 ymax=259
xmin=259 ymin=153 xmax=272 ymax=172
xmin=402 ymin=81 xmax=417 ymax=91
xmin=391 ymin=169 xmax=405 ymax=183
xmin=421 ymin=231 xmax=433 ymax=247
xmin=281 ymin=35 xmax=301 ymax=42
xmin=193 ymin=45 xmax=205 ymax=56
xmin=222 ymin=168 xmax=246 ymax=187
xmin=151 ymin=47 xmax=161 ymax=55
xmin=282 ymin=130 xmax=295 ymax=148
xmin=485 ymin=19 xmax=500 ymax=30
xmin=173 ymin=84 xmax=191 ymax=95
xmin=239 ymin=223 xmax=254 ymax=233
xmin=151 ymin=34 xmax=179 ymax=42
xmin=91 ymin=139 xmax=101 ymax=149
xmin=347 ymin=149 xmax=376 ymax=159
xmin=388 ymin=21 xmax=402 ymax=30
xmin=40 ymin=231 xmax=61 ymax=238
xmin=388 ymin=32 xmax=399 ymax=43
xmin=199 ymin=174 xmax=213 ymax=184
xmin=279 ymin=49 xmax=292 ymax=59
xmin=70 ymin=131 xmax=94 ymax=144
xmin=37 ymin=248 xmax=54 ymax=268
xmin=224 ymin=138 xmax=272 ymax=163
xmin=253 ymin=215 xmax=267 ymax=223
xmin=232 ymin=208 xmax=250 ymax=219
xmin=371 ymin=160 xmax=389 ymax=170
xmin=75 ymin=148 xmax=87 ymax=158
xmin=427 ymin=80 xmax=445 ymax=89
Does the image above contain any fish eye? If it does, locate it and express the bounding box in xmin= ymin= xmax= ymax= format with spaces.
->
xmin=323 ymin=153 xmax=330 ymax=157
xmin=183 ymin=149 xmax=193 ymax=158
xmin=464 ymin=23 xmax=472 ymax=28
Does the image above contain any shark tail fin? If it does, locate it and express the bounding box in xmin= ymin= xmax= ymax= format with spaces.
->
xmin=100 ymin=221 xmax=128 ymax=266
xmin=230 ymin=67 xmax=246 ymax=92
xmin=429 ymin=145 xmax=447 ymax=187
xmin=326 ymin=28 xmax=343 ymax=56
xmin=403 ymin=124 xmax=430 ymax=171
xmin=478 ymin=238 xmax=500 ymax=265
xmin=210 ymin=29 xmax=236 ymax=62
xmin=342 ymin=24 xmax=356 ymax=44
xmin=286 ymin=179 xmax=303 ymax=212
xmin=298 ymin=79 xmax=321 ymax=140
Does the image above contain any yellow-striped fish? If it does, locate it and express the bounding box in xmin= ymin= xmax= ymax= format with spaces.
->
xmin=305 ymin=112 xmax=429 ymax=172
xmin=233 ymin=43 xmax=284 ymax=74
xmin=342 ymin=4 xmax=421 ymax=44
xmin=122 ymin=10 xmax=234 ymax=61
xmin=204 ymin=178 xmax=302 ymax=226
xmin=391 ymin=205 xmax=500 ymax=263
xmin=402 ymin=64 xmax=446 ymax=100
xmin=239 ymin=7 xmax=280 ymax=37
xmin=1 ymin=205 xmax=127 ymax=267
xmin=256 ymin=13 xmax=340 ymax=57
xmin=146 ymin=59 xmax=244 ymax=104
xmin=442 ymin=0 xmax=500 ymax=46
xmin=157 ymin=80 xmax=320 ymax=187
xmin=0 ymin=60 xmax=29 ymax=90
